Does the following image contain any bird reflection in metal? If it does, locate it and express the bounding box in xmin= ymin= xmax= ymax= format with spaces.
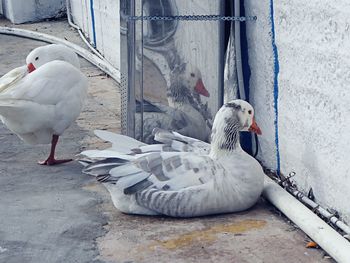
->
xmin=132 ymin=0 xmax=224 ymax=143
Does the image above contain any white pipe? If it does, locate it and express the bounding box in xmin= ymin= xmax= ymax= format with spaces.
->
xmin=65 ymin=0 xmax=105 ymax=60
xmin=264 ymin=176 xmax=350 ymax=263
xmin=289 ymin=188 xmax=350 ymax=236
xmin=0 ymin=27 xmax=120 ymax=83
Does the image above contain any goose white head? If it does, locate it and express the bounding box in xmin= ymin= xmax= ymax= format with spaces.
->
xmin=169 ymin=63 xmax=210 ymax=104
xmin=183 ymin=64 xmax=210 ymax=97
xmin=210 ymin=99 xmax=261 ymax=154
xmin=25 ymin=44 xmax=80 ymax=73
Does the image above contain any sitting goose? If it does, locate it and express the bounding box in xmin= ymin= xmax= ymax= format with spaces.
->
xmin=81 ymin=100 xmax=264 ymax=217
xmin=0 ymin=44 xmax=87 ymax=165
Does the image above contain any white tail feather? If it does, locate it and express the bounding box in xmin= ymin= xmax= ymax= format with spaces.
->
xmin=94 ymin=130 xmax=146 ymax=153
xmin=80 ymin=149 xmax=136 ymax=160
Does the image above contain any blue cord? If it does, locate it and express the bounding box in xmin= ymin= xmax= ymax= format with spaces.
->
xmin=90 ymin=0 xmax=97 ymax=47
xmin=269 ymin=0 xmax=281 ymax=177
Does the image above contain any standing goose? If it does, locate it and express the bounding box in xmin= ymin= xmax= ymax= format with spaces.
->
xmin=81 ymin=100 xmax=264 ymax=217
xmin=0 ymin=44 xmax=87 ymax=165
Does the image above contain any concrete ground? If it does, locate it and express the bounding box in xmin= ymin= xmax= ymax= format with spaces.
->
xmin=0 ymin=18 xmax=331 ymax=263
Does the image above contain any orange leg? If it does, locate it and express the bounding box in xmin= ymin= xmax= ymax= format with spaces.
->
xmin=38 ymin=135 xmax=72 ymax=165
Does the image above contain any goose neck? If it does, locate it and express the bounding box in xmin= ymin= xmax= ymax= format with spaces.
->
xmin=167 ymin=85 xmax=190 ymax=107
xmin=209 ymin=121 xmax=242 ymax=158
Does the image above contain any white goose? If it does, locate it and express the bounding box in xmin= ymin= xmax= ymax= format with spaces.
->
xmin=136 ymin=63 xmax=212 ymax=143
xmin=81 ymin=100 xmax=264 ymax=217
xmin=0 ymin=44 xmax=87 ymax=165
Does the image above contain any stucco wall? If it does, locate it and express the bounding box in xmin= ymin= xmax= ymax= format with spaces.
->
xmin=69 ymin=0 xmax=120 ymax=70
xmin=2 ymin=0 xmax=65 ymax=24
xmin=245 ymin=0 xmax=350 ymax=223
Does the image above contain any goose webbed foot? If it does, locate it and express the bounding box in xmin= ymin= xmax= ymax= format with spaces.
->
xmin=38 ymin=158 xmax=73 ymax=166
xmin=37 ymin=134 xmax=72 ymax=165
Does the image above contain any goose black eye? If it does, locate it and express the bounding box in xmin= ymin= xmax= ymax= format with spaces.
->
xmin=35 ymin=57 xmax=39 ymax=61
xmin=248 ymin=110 xmax=252 ymax=115
xmin=190 ymin=73 xmax=195 ymax=77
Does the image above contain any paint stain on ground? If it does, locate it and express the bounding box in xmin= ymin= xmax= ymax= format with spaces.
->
xmin=82 ymin=182 xmax=102 ymax=192
xmin=147 ymin=219 xmax=267 ymax=250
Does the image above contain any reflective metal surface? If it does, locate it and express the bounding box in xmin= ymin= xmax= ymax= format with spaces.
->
xmin=120 ymin=0 xmax=136 ymax=137
xmin=121 ymin=0 xmax=225 ymax=143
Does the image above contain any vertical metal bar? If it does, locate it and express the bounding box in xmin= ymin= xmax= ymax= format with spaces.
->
xmin=120 ymin=0 xmax=128 ymax=135
xmin=127 ymin=0 xmax=136 ymax=137
xmin=140 ymin=1 xmax=144 ymax=141
xmin=218 ymin=1 xmax=226 ymax=108
xmin=234 ymin=0 xmax=245 ymax=100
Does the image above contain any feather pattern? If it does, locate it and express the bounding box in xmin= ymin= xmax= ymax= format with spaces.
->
xmin=153 ymin=128 xmax=210 ymax=154
xmin=82 ymin=158 xmax=128 ymax=176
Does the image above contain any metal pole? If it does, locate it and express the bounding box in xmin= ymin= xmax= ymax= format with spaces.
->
xmin=140 ymin=1 xmax=144 ymax=141
xmin=234 ymin=0 xmax=245 ymax=100
xmin=127 ymin=0 xmax=136 ymax=137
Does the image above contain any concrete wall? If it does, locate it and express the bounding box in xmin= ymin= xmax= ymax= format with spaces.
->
xmin=69 ymin=0 xmax=120 ymax=70
xmin=1 ymin=0 xmax=65 ymax=24
xmin=245 ymin=0 xmax=350 ymax=223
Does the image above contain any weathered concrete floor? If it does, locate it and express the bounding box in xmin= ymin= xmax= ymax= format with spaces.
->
xmin=0 ymin=18 xmax=331 ymax=263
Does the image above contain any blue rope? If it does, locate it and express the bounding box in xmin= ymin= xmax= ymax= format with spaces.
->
xmin=269 ymin=0 xmax=281 ymax=177
xmin=89 ymin=0 xmax=97 ymax=47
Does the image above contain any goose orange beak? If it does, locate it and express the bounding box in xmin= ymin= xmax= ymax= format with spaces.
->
xmin=194 ymin=78 xmax=210 ymax=97
xmin=248 ymin=118 xmax=262 ymax=135
xmin=27 ymin=63 xmax=36 ymax=73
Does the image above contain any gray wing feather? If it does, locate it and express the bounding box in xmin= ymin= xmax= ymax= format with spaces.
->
xmin=135 ymin=187 xmax=207 ymax=217
xmin=117 ymin=171 xmax=151 ymax=190
xmin=153 ymin=128 xmax=210 ymax=154
xmin=124 ymin=179 xmax=153 ymax=195
xmin=82 ymin=158 xmax=128 ymax=176
xmin=131 ymin=144 xmax=174 ymax=154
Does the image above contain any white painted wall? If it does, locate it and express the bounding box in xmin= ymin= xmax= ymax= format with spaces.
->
xmin=69 ymin=0 xmax=120 ymax=70
xmin=245 ymin=0 xmax=350 ymax=223
xmin=2 ymin=0 xmax=65 ymax=24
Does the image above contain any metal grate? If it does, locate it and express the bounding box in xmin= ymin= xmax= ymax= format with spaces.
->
xmin=120 ymin=73 xmax=128 ymax=135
